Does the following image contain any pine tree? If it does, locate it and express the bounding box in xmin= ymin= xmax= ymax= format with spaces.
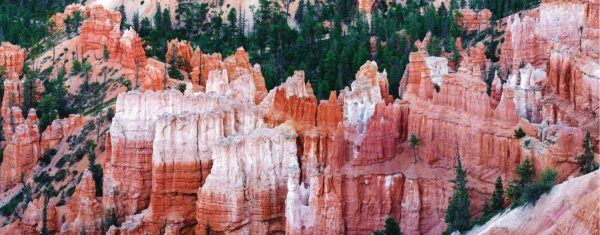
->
xmin=205 ymin=223 xmax=211 ymax=235
xmin=491 ymin=176 xmax=505 ymax=211
xmin=516 ymin=157 xmax=535 ymax=184
xmin=132 ymin=11 xmax=140 ymax=30
xmin=577 ymin=132 xmax=599 ymax=174
xmin=72 ymin=10 xmax=82 ymax=33
xmin=154 ymin=5 xmax=163 ymax=31
xmin=163 ymin=8 xmax=172 ymax=32
xmin=409 ymin=134 xmax=420 ymax=163
xmin=118 ymin=5 xmax=127 ymax=30
xmin=41 ymin=197 xmax=49 ymax=235
xmin=295 ymin=0 xmax=305 ymax=24
xmin=450 ymin=0 xmax=459 ymax=10
xmin=22 ymin=71 xmax=37 ymax=116
xmin=427 ymin=36 xmax=442 ymax=56
xmin=445 ymin=146 xmax=471 ymax=233
xmin=103 ymin=44 xmax=109 ymax=61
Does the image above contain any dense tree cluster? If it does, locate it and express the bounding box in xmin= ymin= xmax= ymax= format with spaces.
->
xmin=506 ymin=157 xmax=558 ymax=206
xmin=135 ymin=0 xmax=469 ymax=99
xmin=0 ymin=0 xmax=78 ymax=48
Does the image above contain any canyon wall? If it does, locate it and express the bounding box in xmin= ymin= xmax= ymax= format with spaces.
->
xmin=499 ymin=0 xmax=598 ymax=73
xmin=105 ymin=49 xmax=291 ymax=233
xmin=1 ymin=1 xmax=598 ymax=234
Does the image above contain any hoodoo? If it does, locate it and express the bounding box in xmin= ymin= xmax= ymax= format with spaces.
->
xmin=0 ymin=0 xmax=598 ymax=234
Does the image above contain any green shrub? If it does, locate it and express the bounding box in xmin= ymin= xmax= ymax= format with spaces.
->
xmin=39 ymin=148 xmax=58 ymax=166
xmin=44 ymin=185 xmax=58 ymax=198
xmin=54 ymin=169 xmax=68 ymax=182
xmin=106 ymin=107 xmax=115 ymax=122
xmin=56 ymin=194 xmax=66 ymax=206
xmin=34 ymin=171 xmax=53 ymax=185
xmin=168 ymin=66 xmax=184 ymax=80
xmin=177 ymin=83 xmax=187 ymax=93
xmin=71 ymin=60 xmax=82 ymax=75
xmin=1 ymin=192 xmax=23 ymax=216
xmin=522 ymin=181 xmax=552 ymax=204
xmin=56 ymin=154 xmax=69 ymax=168
xmin=577 ymin=132 xmax=599 ymax=174
xmin=66 ymin=185 xmax=76 ymax=197
xmin=540 ymin=168 xmax=558 ymax=184
xmin=72 ymin=148 xmax=86 ymax=163
xmin=121 ymin=79 xmax=131 ymax=90
xmin=506 ymin=179 xmax=522 ymax=204
xmin=514 ymin=128 xmax=526 ymax=139
xmin=516 ymin=158 xmax=535 ymax=184
xmin=520 ymin=168 xmax=558 ymax=204
xmin=89 ymin=163 xmax=103 ymax=196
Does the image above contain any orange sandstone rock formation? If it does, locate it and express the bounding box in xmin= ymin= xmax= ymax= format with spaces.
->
xmin=499 ymin=1 xmax=597 ymax=73
xmin=8 ymin=197 xmax=57 ymax=234
xmin=0 ymin=42 xmax=25 ymax=76
xmin=62 ymin=169 xmax=104 ymax=234
xmin=457 ymin=9 xmax=492 ymax=32
xmin=40 ymin=114 xmax=85 ymax=150
xmin=107 ymin=28 xmax=147 ymax=71
xmin=79 ymin=5 xmax=122 ymax=53
xmin=165 ymin=39 xmax=195 ymax=72
xmin=0 ymin=107 xmax=41 ymax=191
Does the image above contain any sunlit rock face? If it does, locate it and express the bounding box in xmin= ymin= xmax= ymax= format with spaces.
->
xmin=545 ymin=47 xmax=600 ymax=125
xmin=78 ymin=4 xmax=123 ymax=53
xmin=41 ymin=114 xmax=85 ymax=150
xmin=166 ymin=39 xmax=195 ymax=72
xmin=0 ymin=47 xmax=44 ymax=191
xmin=499 ymin=0 xmax=596 ymax=74
xmin=0 ymin=42 xmax=25 ymax=76
xmin=106 ymin=28 xmax=147 ymax=72
xmin=104 ymin=48 xmax=293 ymax=233
xmin=457 ymin=9 xmax=492 ymax=33
xmin=61 ymin=169 xmax=104 ymax=234
xmin=0 ymin=107 xmax=40 ymax=191
xmin=50 ymin=4 xmax=121 ymax=33
xmin=195 ymin=125 xmax=298 ymax=234
xmin=505 ymin=64 xmax=546 ymax=123
xmin=425 ymin=56 xmax=449 ymax=86
xmin=358 ymin=0 xmax=376 ymax=13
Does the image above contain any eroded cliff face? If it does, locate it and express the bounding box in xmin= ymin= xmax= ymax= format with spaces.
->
xmin=62 ymin=169 xmax=104 ymax=234
xmin=41 ymin=115 xmax=85 ymax=150
xmin=499 ymin=0 xmax=598 ymax=73
xmin=105 ymin=53 xmax=294 ymax=233
xmin=165 ymin=39 xmax=268 ymax=101
xmin=0 ymin=42 xmax=25 ymax=76
xmin=3 ymin=1 xmax=598 ymax=234
xmin=0 ymin=64 xmax=42 ymax=191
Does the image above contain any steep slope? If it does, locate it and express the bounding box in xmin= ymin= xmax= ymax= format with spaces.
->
xmin=468 ymin=170 xmax=600 ymax=234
